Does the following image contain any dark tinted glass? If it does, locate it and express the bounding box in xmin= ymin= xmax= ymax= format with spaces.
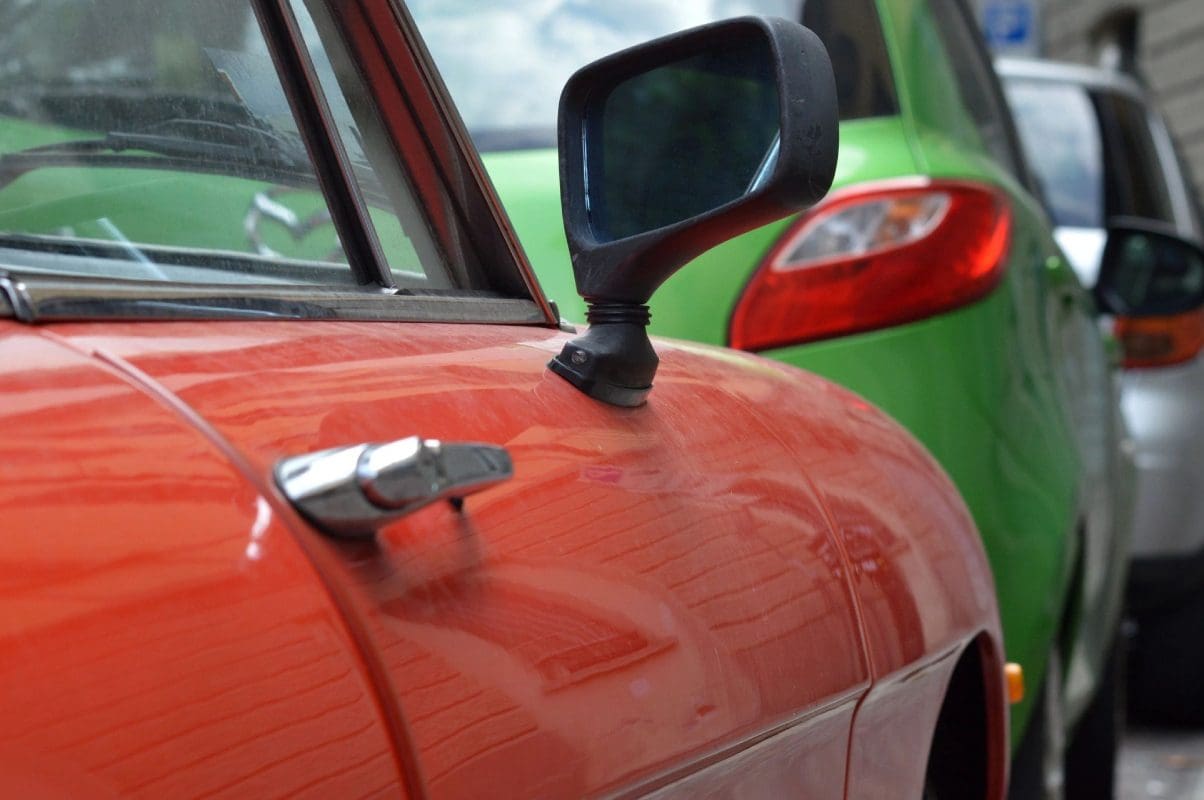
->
xmin=1093 ymin=92 xmax=1175 ymax=224
xmin=927 ymin=0 xmax=1025 ymax=178
xmin=1099 ymin=229 xmax=1204 ymax=316
xmin=593 ymin=40 xmax=779 ymax=241
xmin=802 ymin=0 xmax=897 ymax=121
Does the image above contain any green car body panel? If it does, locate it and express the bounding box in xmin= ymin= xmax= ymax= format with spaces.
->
xmin=480 ymin=0 xmax=1133 ymax=748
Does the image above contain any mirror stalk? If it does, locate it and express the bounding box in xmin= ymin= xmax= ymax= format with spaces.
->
xmin=549 ymin=302 xmax=656 ymax=408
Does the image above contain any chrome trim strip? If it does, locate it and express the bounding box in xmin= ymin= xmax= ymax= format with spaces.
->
xmin=252 ymin=0 xmax=392 ymax=286
xmin=0 ymin=275 xmax=545 ymax=325
xmin=374 ymin=0 xmax=558 ymax=323
xmin=0 ymin=273 xmax=33 ymax=323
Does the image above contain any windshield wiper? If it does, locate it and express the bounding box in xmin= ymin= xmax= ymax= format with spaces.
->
xmin=0 ymin=118 xmax=318 ymax=192
xmin=0 ymin=116 xmax=391 ymax=208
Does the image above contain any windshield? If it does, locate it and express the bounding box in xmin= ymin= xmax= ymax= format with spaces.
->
xmin=411 ymin=0 xmax=899 ymax=152
xmin=0 ymin=0 xmax=447 ymax=287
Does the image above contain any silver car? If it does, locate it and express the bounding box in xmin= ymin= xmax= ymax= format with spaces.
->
xmin=998 ymin=57 xmax=1204 ymax=725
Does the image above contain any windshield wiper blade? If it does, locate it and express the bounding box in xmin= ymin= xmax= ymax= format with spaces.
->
xmin=0 ymin=120 xmax=316 ymax=191
xmin=0 ymin=120 xmax=390 ymax=206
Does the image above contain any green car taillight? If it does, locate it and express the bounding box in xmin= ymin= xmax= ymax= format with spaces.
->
xmin=729 ymin=179 xmax=1012 ymax=351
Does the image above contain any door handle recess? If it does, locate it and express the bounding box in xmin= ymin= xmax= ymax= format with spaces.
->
xmin=274 ymin=436 xmax=513 ymax=539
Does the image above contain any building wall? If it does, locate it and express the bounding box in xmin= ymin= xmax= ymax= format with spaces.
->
xmin=1040 ymin=0 xmax=1204 ymax=206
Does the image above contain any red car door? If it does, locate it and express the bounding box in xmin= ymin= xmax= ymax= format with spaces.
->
xmin=51 ymin=317 xmax=871 ymax=799
xmin=0 ymin=324 xmax=407 ymax=798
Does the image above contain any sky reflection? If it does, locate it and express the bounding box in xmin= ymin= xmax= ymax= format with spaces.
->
xmin=410 ymin=0 xmax=801 ymax=140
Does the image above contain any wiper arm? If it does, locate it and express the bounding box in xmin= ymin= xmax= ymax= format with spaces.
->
xmin=0 ymin=119 xmax=316 ymax=192
xmin=0 ymin=119 xmax=389 ymax=205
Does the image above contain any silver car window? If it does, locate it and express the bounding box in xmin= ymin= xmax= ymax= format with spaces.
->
xmin=1004 ymin=79 xmax=1105 ymax=228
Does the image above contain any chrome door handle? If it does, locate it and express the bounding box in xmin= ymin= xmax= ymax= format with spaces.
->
xmin=274 ymin=436 xmax=513 ymax=539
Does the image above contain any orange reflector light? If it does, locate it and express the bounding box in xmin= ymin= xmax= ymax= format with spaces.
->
xmin=1115 ymin=308 xmax=1204 ymax=369
xmin=1005 ymin=663 xmax=1024 ymax=705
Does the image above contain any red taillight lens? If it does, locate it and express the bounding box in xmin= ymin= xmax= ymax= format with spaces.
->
xmin=1114 ymin=308 xmax=1204 ymax=368
xmin=729 ymin=179 xmax=1012 ymax=351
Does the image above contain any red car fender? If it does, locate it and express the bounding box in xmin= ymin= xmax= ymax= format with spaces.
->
xmin=711 ymin=345 xmax=1010 ymax=798
xmin=44 ymin=319 xmax=1005 ymax=798
xmin=0 ymin=323 xmax=410 ymax=798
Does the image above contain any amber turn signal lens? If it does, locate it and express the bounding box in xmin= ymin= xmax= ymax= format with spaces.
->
xmin=1005 ymin=662 xmax=1024 ymax=705
xmin=1115 ymin=308 xmax=1204 ymax=369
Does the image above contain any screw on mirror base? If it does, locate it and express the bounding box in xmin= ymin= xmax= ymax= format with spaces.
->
xmin=548 ymin=302 xmax=658 ymax=408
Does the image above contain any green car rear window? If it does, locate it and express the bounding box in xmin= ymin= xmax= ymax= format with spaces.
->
xmin=411 ymin=0 xmax=899 ymax=153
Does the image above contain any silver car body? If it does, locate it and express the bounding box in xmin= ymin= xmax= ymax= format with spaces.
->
xmin=998 ymin=58 xmax=1204 ymax=562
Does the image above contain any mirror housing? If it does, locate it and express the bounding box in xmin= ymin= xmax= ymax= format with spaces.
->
xmin=549 ymin=16 xmax=839 ymax=407
xmin=1095 ymin=220 xmax=1204 ymax=368
xmin=1095 ymin=220 xmax=1204 ymax=317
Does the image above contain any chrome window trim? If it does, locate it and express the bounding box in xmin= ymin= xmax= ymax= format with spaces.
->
xmin=0 ymin=272 xmax=545 ymax=325
xmin=372 ymin=0 xmax=557 ymax=320
xmin=0 ymin=275 xmax=17 ymax=320
xmin=252 ymin=0 xmax=394 ymax=287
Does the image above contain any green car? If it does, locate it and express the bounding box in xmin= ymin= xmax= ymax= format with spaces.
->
xmin=413 ymin=0 xmax=1133 ymax=795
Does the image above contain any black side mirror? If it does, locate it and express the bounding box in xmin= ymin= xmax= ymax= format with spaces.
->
xmin=548 ymin=16 xmax=839 ymax=407
xmin=1095 ymin=220 xmax=1204 ymax=317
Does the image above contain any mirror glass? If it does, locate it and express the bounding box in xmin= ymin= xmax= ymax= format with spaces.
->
xmin=1098 ymin=229 xmax=1204 ymax=316
xmin=588 ymin=36 xmax=780 ymax=242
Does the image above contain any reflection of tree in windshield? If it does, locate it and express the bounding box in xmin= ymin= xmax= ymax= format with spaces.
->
xmin=408 ymin=0 xmax=798 ymax=148
xmin=0 ymin=0 xmax=270 ymax=141
xmin=0 ymin=0 xmax=254 ymax=90
xmin=0 ymin=0 xmax=344 ymax=278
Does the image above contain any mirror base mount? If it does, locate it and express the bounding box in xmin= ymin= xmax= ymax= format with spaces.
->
xmin=548 ymin=302 xmax=658 ymax=408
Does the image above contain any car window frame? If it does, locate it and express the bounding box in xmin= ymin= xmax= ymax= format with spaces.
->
xmin=1091 ymin=88 xmax=1177 ymax=228
xmin=0 ymin=0 xmax=556 ymax=327
xmin=1145 ymin=105 xmax=1204 ymax=242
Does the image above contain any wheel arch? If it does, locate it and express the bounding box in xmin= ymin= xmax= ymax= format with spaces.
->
xmin=924 ymin=632 xmax=1009 ymax=800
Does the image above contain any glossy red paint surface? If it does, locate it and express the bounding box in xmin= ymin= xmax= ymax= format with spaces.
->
xmin=4 ymin=318 xmax=1007 ymax=798
xmin=0 ymin=323 xmax=406 ymax=799
xmin=721 ymin=359 xmax=1009 ymax=796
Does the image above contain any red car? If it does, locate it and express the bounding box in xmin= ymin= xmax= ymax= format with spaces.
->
xmin=0 ymin=1 xmax=1006 ymax=798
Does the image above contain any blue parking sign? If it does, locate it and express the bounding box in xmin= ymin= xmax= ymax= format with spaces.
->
xmin=983 ymin=0 xmax=1036 ymax=51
